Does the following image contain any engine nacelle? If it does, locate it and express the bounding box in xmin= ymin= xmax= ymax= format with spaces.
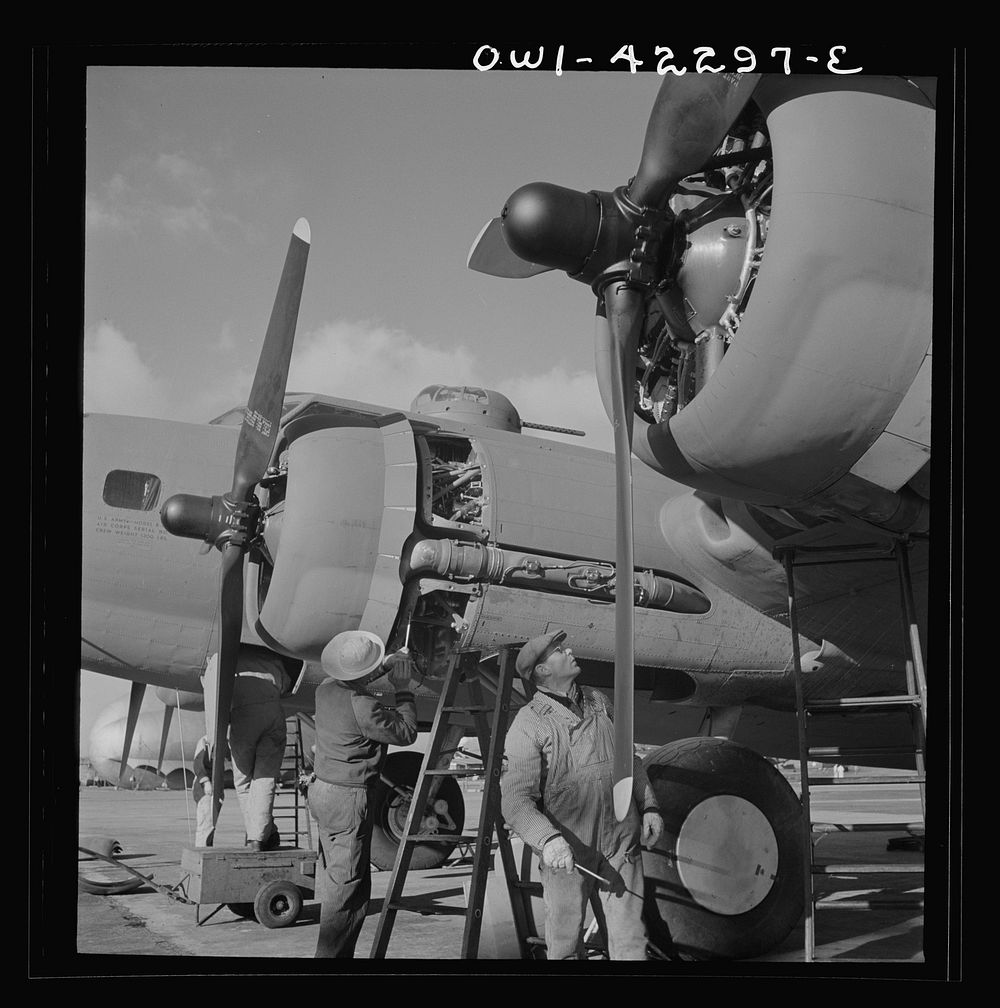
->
xmin=600 ymin=81 xmax=935 ymax=532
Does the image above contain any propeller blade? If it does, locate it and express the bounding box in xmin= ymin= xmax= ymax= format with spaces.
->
xmin=467 ymin=217 xmax=552 ymax=278
xmin=629 ymin=74 xmax=761 ymax=207
xmin=232 ymin=218 xmax=311 ymax=500
xmin=209 ymin=544 xmax=244 ymax=824
xmin=599 ymin=280 xmax=645 ymax=821
xmin=155 ymin=704 xmax=174 ymax=775
xmin=117 ymin=681 xmax=147 ymax=788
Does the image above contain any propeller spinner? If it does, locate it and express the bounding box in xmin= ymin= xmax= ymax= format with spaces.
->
xmin=160 ymin=218 xmax=311 ymax=824
xmin=468 ymin=75 xmax=761 ymax=820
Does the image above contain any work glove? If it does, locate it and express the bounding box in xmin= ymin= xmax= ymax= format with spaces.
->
xmin=201 ymin=779 xmax=213 ymax=797
xmin=642 ymin=811 xmax=663 ymax=848
xmin=541 ymin=835 xmax=575 ymax=873
xmin=383 ymin=651 xmax=418 ymax=692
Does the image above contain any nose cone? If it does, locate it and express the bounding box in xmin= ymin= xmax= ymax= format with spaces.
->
xmin=160 ymin=493 xmax=214 ymax=541
xmin=502 ymin=182 xmax=601 ymax=275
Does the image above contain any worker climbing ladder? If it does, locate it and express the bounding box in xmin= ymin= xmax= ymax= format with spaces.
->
xmin=271 ymin=714 xmax=314 ymax=849
xmin=776 ymin=536 xmax=927 ymax=963
xmin=370 ymin=645 xmax=535 ymax=958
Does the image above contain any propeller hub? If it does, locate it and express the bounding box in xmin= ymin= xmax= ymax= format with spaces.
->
xmin=160 ymin=492 xmax=262 ymax=550
xmin=501 ymin=182 xmax=602 ymax=275
xmin=160 ymin=493 xmax=215 ymax=541
xmin=502 ymin=183 xmax=675 ymax=290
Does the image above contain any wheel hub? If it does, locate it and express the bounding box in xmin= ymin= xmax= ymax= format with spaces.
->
xmin=675 ymin=794 xmax=778 ymax=915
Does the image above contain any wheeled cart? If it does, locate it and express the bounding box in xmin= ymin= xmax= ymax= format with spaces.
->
xmin=181 ymin=846 xmax=319 ymax=928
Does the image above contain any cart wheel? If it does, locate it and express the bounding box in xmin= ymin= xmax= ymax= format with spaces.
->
xmin=253 ymin=880 xmax=302 ymax=929
xmin=226 ymin=902 xmax=255 ymax=919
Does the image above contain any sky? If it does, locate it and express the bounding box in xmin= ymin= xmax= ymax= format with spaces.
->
xmin=80 ymin=61 xmax=666 ymax=742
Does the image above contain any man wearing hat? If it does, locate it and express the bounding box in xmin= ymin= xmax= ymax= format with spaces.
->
xmin=501 ymin=630 xmax=663 ymax=960
xmin=309 ymin=630 xmax=419 ymax=958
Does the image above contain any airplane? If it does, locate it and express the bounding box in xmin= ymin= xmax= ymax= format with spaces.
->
xmin=81 ymin=70 xmax=936 ymax=961
xmin=85 ymin=693 xmax=210 ymax=790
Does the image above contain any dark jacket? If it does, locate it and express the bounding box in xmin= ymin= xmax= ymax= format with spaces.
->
xmin=313 ymin=680 xmax=418 ymax=787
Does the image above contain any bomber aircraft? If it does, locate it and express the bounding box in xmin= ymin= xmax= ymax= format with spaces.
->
xmin=81 ymin=70 xmax=935 ymax=960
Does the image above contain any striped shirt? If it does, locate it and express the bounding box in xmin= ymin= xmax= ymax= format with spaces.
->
xmin=501 ymin=684 xmax=658 ymax=854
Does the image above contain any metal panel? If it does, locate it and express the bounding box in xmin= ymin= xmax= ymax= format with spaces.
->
xmin=469 ymin=426 xmax=687 ymax=574
xmin=849 ymin=352 xmax=932 ymax=491
xmin=359 ymin=419 xmax=418 ymax=643
xmin=460 ymin=582 xmax=802 ymax=674
xmin=256 ymin=426 xmax=385 ymax=658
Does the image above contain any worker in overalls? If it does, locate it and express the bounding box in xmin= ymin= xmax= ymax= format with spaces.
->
xmin=216 ymin=645 xmax=294 ymax=852
xmin=501 ymin=630 xmax=663 ymax=960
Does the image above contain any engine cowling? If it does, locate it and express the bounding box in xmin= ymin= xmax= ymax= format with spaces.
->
xmin=619 ymin=86 xmax=933 ymax=529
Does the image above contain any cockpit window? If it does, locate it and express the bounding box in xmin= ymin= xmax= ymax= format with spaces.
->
xmin=102 ymin=470 xmax=162 ymax=511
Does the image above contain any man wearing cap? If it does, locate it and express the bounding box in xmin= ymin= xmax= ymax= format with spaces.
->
xmin=309 ymin=630 xmax=419 ymax=958
xmin=501 ymin=630 xmax=663 ymax=960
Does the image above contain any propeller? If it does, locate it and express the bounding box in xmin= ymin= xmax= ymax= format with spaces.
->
xmin=467 ymin=76 xmax=761 ymax=821
xmin=467 ymin=217 xmax=551 ymax=278
xmin=599 ymin=280 xmax=645 ymax=821
xmin=160 ymin=218 xmax=311 ymax=824
xmin=117 ymin=681 xmax=147 ymax=788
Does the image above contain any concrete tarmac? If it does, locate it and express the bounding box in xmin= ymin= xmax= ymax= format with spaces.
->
xmin=74 ymin=773 xmax=927 ymax=972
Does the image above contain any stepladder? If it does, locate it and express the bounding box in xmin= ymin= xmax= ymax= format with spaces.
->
xmin=271 ymin=713 xmax=315 ymax=849
xmin=777 ymin=536 xmax=927 ymax=963
xmin=369 ymin=645 xmax=535 ymax=958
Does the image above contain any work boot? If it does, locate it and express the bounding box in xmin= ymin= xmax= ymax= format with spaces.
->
xmin=259 ymin=823 xmax=281 ymax=852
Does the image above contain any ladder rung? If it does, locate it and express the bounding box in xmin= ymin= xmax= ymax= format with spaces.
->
xmin=806 ymin=695 xmax=921 ymax=710
xmin=807 ymin=746 xmax=919 ymax=759
xmin=812 ymin=864 xmax=924 ymax=874
xmin=806 ymin=775 xmax=925 ymax=786
xmin=815 ymin=896 xmax=924 ymax=910
xmin=442 ymin=705 xmax=493 ymax=713
xmin=406 ymin=834 xmax=484 ymax=844
xmin=422 ymin=767 xmax=485 ymax=776
xmin=512 ymin=880 xmax=543 ymax=895
xmin=812 ymin=822 xmax=924 ymax=834
xmin=386 ymin=902 xmax=453 ymax=915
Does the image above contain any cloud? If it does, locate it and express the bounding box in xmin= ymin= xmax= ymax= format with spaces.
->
xmin=155 ymin=153 xmax=214 ymax=196
xmin=86 ymin=153 xmax=236 ymax=239
xmin=496 ymin=366 xmax=612 ymax=453
xmin=287 ymin=320 xmax=484 ymax=413
xmin=216 ymin=321 xmax=237 ymax=352
xmin=286 ymin=320 xmax=614 ymax=452
xmin=83 ymin=322 xmax=174 ymax=418
xmin=82 ymin=316 xmax=616 ymax=455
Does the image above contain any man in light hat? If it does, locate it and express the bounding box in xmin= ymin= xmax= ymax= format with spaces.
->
xmin=309 ymin=630 xmax=419 ymax=958
xmin=501 ymin=629 xmax=663 ymax=960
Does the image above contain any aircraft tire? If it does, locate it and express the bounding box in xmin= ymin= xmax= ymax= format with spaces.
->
xmin=641 ymin=737 xmax=804 ymax=960
xmin=369 ymin=751 xmax=466 ymax=871
xmin=253 ymin=880 xmax=302 ymax=929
